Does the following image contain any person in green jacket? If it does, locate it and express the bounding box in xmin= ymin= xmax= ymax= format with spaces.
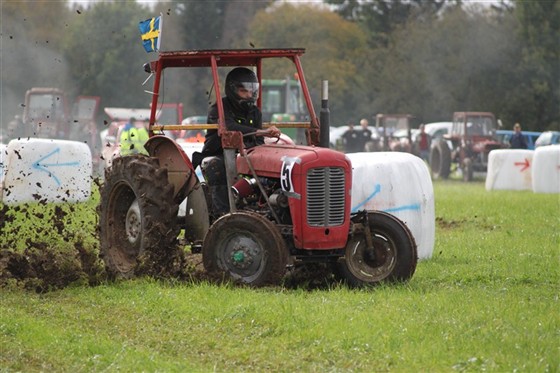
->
xmin=120 ymin=117 xmax=149 ymax=156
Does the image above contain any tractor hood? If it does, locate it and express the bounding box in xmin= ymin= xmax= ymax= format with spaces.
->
xmin=471 ymin=137 xmax=503 ymax=153
xmin=236 ymin=144 xmax=350 ymax=178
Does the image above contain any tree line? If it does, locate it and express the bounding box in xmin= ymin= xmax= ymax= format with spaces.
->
xmin=1 ymin=0 xmax=557 ymax=132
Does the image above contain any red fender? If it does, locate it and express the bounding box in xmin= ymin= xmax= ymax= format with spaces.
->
xmin=144 ymin=135 xmax=199 ymax=201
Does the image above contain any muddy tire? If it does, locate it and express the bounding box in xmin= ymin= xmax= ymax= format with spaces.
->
xmin=335 ymin=211 xmax=417 ymax=287
xmin=430 ymin=139 xmax=451 ymax=179
xmin=99 ymin=155 xmax=183 ymax=279
xmin=462 ymin=157 xmax=474 ymax=182
xmin=202 ymin=211 xmax=288 ymax=286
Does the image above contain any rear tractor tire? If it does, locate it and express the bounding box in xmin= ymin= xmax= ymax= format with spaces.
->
xmin=335 ymin=211 xmax=418 ymax=288
xmin=99 ymin=155 xmax=184 ymax=279
xmin=430 ymin=140 xmax=451 ymax=179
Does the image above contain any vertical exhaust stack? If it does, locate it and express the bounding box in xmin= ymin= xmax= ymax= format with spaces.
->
xmin=319 ymin=80 xmax=330 ymax=148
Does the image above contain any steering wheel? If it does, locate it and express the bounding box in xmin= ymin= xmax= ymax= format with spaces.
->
xmin=243 ymin=129 xmax=281 ymax=143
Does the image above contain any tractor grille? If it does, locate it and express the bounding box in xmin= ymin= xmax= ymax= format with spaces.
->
xmin=306 ymin=167 xmax=346 ymax=227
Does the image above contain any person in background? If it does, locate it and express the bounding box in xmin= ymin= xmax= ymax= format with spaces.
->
xmin=359 ymin=118 xmax=373 ymax=151
xmin=197 ymin=67 xmax=280 ymax=217
xmin=341 ymin=122 xmax=361 ymax=153
xmin=416 ymin=124 xmax=431 ymax=162
xmin=119 ymin=117 xmax=149 ymax=156
xmin=510 ymin=123 xmax=528 ymax=149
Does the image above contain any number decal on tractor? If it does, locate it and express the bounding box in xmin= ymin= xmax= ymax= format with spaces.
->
xmin=281 ymin=156 xmax=301 ymax=198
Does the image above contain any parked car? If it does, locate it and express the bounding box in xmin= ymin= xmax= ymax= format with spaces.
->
xmin=419 ymin=122 xmax=453 ymax=142
xmin=535 ymin=131 xmax=560 ymax=148
xmin=496 ymin=129 xmax=542 ymax=150
xmin=329 ymin=125 xmax=349 ymax=150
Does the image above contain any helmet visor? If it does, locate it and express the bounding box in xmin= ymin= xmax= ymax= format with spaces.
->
xmin=235 ymin=82 xmax=260 ymax=100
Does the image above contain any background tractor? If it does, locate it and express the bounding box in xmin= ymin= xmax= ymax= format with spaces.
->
xmin=3 ymin=87 xmax=102 ymax=172
xmin=370 ymin=114 xmax=415 ymax=153
xmin=430 ymin=111 xmax=505 ymax=181
xmin=98 ymin=48 xmax=417 ymax=287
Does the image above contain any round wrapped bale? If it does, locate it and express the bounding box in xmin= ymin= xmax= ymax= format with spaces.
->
xmin=2 ymin=138 xmax=92 ymax=204
xmin=347 ymin=152 xmax=435 ymax=260
xmin=532 ymin=145 xmax=560 ymax=194
xmin=485 ymin=149 xmax=534 ymax=191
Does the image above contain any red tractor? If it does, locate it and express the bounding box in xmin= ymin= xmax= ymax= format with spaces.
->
xmin=430 ymin=112 xmax=505 ymax=182
xmin=98 ymin=49 xmax=417 ymax=287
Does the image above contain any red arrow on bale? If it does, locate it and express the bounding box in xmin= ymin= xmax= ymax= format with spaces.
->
xmin=514 ymin=158 xmax=530 ymax=172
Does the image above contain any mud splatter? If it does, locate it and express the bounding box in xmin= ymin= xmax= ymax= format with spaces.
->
xmin=1 ymin=196 xmax=340 ymax=292
xmin=0 ymin=201 xmax=104 ymax=292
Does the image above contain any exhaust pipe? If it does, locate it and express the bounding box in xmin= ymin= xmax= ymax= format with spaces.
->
xmin=319 ymin=80 xmax=330 ymax=148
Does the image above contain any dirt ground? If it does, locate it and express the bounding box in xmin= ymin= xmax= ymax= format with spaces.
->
xmin=0 ymin=203 xmax=336 ymax=292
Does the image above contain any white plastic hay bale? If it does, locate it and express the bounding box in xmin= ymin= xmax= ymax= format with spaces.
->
xmin=532 ymin=145 xmax=560 ymax=194
xmin=347 ymin=152 xmax=435 ymax=260
xmin=2 ymin=138 xmax=92 ymax=204
xmin=485 ymin=149 xmax=534 ymax=191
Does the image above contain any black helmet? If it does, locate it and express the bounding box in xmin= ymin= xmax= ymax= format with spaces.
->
xmin=225 ymin=67 xmax=259 ymax=111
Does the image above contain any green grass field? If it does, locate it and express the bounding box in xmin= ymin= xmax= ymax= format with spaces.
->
xmin=1 ymin=180 xmax=559 ymax=372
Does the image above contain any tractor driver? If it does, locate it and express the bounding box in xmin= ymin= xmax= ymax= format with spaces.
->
xmin=195 ymin=67 xmax=281 ymax=218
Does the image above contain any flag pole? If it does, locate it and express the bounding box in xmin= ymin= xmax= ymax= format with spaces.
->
xmin=157 ymin=13 xmax=163 ymax=52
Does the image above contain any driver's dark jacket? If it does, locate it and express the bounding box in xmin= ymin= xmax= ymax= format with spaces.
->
xmin=200 ymin=97 xmax=264 ymax=158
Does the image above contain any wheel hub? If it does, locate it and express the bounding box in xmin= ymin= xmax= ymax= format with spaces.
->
xmin=125 ymin=199 xmax=141 ymax=244
xmin=230 ymin=245 xmax=254 ymax=269
xmin=347 ymin=234 xmax=396 ymax=281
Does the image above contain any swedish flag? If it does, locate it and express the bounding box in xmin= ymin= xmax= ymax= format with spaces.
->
xmin=139 ymin=16 xmax=161 ymax=53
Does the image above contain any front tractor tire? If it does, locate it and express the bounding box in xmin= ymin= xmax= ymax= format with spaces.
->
xmin=430 ymin=139 xmax=451 ymax=179
xmin=99 ymin=155 xmax=183 ymax=279
xmin=202 ymin=212 xmax=289 ymax=287
xmin=336 ymin=211 xmax=418 ymax=288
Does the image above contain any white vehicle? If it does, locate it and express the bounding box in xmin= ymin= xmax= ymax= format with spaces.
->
xmin=329 ymin=125 xmax=349 ymax=149
xmin=419 ymin=122 xmax=453 ymax=142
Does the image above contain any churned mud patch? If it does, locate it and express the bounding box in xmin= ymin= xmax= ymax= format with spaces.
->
xmin=283 ymin=263 xmax=340 ymax=290
xmin=0 ymin=202 xmax=105 ymax=292
xmin=1 ymin=201 xmax=337 ymax=292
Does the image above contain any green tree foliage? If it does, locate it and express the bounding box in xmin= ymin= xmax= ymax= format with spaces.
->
xmin=325 ymin=0 xmax=558 ymax=130
xmin=165 ymin=1 xmax=272 ymax=114
xmin=248 ymin=4 xmax=368 ymax=125
xmin=173 ymin=1 xmax=227 ymax=50
xmin=326 ymin=0 xmax=449 ymax=46
xmin=368 ymin=6 xmax=523 ymax=123
xmin=173 ymin=0 xmax=271 ymax=49
xmin=1 ymin=0 xmax=73 ymax=127
xmin=511 ymin=0 xmax=559 ymax=131
xmin=62 ymin=2 xmax=153 ymax=110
